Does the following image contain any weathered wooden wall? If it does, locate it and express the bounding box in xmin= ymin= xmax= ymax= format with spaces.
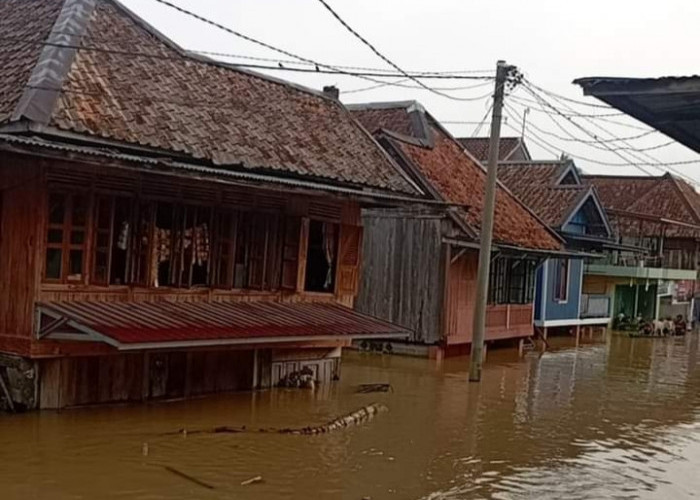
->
xmin=356 ymin=211 xmax=445 ymax=344
xmin=445 ymin=251 xmax=478 ymax=344
xmin=39 ymin=349 xmax=256 ymax=408
xmin=0 ymin=157 xmax=43 ymax=357
xmin=0 ymin=154 xmax=366 ymax=359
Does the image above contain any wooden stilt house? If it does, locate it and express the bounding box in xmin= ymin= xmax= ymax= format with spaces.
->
xmin=0 ymin=0 xmax=417 ymax=410
xmin=349 ymin=102 xmax=565 ymax=357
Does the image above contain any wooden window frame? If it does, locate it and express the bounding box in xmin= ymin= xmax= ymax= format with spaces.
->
xmin=553 ymin=258 xmax=570 ymax=303
xmin=44 ymin=191 xmax=90 ymax=284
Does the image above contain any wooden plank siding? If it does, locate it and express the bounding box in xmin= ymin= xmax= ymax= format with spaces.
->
xmin=356 ymin=212 xmax=446 ymax=344
xmin=0 ymin=154 xmax=365 ymax=360
xmin=0 ymin=157 xmax=43 ymax=356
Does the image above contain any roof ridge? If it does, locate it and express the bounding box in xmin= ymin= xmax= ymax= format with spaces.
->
xmin=109 ymin=0 xmax=338 ymax=103
xmin=11 ymin=0 xmax=97 ymax=125
xmin=668 ymin=174 xmax=700 ymax=223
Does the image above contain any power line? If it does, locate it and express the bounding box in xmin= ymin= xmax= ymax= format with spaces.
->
xmin=515 ymin=86 xmax=700 ymax=187
xmin=507 ymin=102 xmax=675 ymax=151
xmin=525 ymin=80 xmax=621 ymax=110
xmin=472 ymin=102 xmax=494 ymax=137
xmin=151 ymin=0 xmax=492 ymax=102
xmin=522 ymin=80 xmax=700 ymax=184
xmin=313 ymin=0 xmax=489 ymax=102
xmin=343 ymin=77 xmax=494 ymax=94
xmin=190 ymin=49 xmax=494 ymax=76
xmin=509 ymin=95 xmax=653 ymax=131
xmin=0 ymin=35 xmax=492 ymax=82
xmin=509 ymin=95 xmax=625 ymax=117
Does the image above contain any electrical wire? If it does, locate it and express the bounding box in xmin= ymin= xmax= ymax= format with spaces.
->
xmin=510 ymin=95 xmax=652 ymax=130
xmin=525 ymin=80 xmax=622 ymax=110
xmin=507 ymin=102 xmax=676 ymax=152
xmin=190 ymin=49 xmax=494 ymax=76
xmin=521 ymin=81 xmax=700 ymax=184
xmin=0 ymin=35 xmax=493 ymax=82
xmin=343 ymin=78 xmax=494 ymax=94
xmin=313 ymin=0 xmax=491 ymax=102
xmin=512 ymin=87 xmax=700 ymax=188
xmin=151 ymin=0 xmax=493 ymax=103
xmin=471 ymin=102 xmax=494 ymax=137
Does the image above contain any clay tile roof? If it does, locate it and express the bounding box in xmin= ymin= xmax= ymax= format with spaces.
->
xmin=0 ymin=0 xmax=415 ymax=194
xmin=457 ymin=136 xmax=529 ymax=162
xmin=497 ymin=161 xmax=590 ymax=228
xmin=584 ymin=173 xmax=700 ymax=237
xmin=0 ymin=1 xmax=62 ymax=122
xmin=351 ymin=103 xmax=562 ymax=252
xmin=584 ymin=174 xmax=700 ymax=223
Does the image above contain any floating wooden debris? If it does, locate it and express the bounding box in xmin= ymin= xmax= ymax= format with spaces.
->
xmin=173 ymin=403 xmax=389 ymax=437
xmin=278 ymin=403 xmax=389 ymax=435
xmin=355 ymin=383 xmax=393 ymax=394
xmin=162 ymin=465 xmax=215 ymax=490
xmin=240 ymin=475 xmax=263 ymax=486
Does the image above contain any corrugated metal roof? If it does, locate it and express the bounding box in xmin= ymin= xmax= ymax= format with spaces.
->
xmin=38 ymin=300 xmax=410 ymax=350
xmin=574 ymin=76 xmax=700 ymax=154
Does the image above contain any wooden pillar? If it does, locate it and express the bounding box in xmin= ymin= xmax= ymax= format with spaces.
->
xmin=543 ymin=327 xmax=548 ymax=340
xmin=252 ymin=349 xmax=259 ymax=390
xmin=518 ymin=338 xmax=525 ymax=357
xmin=575 ymin=325 xmax=580 ymax=347
xmin=141 ymin=352 xmax=150 ymax=401
xmin=183 ymin=352 xmax=193 ymax=397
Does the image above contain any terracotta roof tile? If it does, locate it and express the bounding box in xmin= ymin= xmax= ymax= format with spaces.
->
xmin=0 ymin=0 xmax=414 ymax=194
xmin=497 ymin=161 xmax=589 ymax=228
xmin=352 ymin=105 xmax=562 ymax=251
xmin=0 ymin=0 xmax=62 ymax=123
xmin=458 ymin=137 xmax=528 ymax=162
xmin=584 ymin=174 xmax=700 ymax=238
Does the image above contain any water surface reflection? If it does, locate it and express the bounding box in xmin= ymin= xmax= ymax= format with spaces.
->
xmin=1 ymin=334 xmax=700 ymax=499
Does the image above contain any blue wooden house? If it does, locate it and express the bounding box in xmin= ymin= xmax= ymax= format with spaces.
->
xmin=498 ymin=159 xmax=615 ymax=336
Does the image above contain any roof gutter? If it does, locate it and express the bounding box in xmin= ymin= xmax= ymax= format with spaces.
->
xmin=443 ymin=237 xmax=603 ymax=259
xmin=113 ymin=332 xmax=410 ymax=351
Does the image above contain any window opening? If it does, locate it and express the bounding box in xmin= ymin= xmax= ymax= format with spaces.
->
xmin=305 ymin=220 xmax=338 ymax=292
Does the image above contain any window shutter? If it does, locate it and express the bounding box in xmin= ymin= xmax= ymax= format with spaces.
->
xmin=335 ymin=224 xmax=363 ymax=296
xmin=295 ymin=217 xmax=310 ymax=292
xmin=281 ymin=217 xmax=301 ymax=290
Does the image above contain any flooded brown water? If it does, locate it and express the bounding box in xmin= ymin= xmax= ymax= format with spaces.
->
xmin=2 ymin=334 xmax=700 ymax=499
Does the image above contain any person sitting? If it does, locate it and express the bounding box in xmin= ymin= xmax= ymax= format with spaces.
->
xmin=638 ymin=320 xmax=653 ymax=336
xmin=675 ymin=315 xmax=687 ymax=336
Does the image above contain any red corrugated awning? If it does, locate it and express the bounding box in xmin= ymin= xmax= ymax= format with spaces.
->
xmin=36 ymin=301 xmax=410 ymax=350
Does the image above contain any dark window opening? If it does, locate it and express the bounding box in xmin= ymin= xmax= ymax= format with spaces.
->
xmin=553 ymin=258 xmax=570 ymax=302
xmin=304 ymin=220 xmax=338 ymax=293
xmin=488 ymin=257 xmax=537 ymax=305
xmin=234 ymin=213 xmax=284 ymax=291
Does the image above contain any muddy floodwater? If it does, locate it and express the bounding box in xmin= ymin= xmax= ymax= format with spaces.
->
xmin=2 ymin=334 xmax=700 ymax=499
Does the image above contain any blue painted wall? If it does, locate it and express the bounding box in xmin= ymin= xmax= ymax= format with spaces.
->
xmin=540 ymin=258 xmax=583 ymax=321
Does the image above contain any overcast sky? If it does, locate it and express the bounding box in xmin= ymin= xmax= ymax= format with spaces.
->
xmin=120 ymin=0 xmax=700 ymax=184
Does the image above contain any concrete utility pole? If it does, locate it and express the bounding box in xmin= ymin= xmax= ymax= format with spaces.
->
xmin=469 ymin=60 xmax=510 ymax=382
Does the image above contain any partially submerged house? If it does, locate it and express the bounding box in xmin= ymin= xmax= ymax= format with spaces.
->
xmin=497 ymin=159 xmax=615 ymax=335
xmin=350 ymin=102 xmax=565 ymax=357
xmin=0 ymin=0 xmax=417 ymax=410
xmin=582 ymin=173 xmax=700 ymax=323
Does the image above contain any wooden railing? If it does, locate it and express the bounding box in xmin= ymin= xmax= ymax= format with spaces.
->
xmin=485 ymin=303 xmax=534 ymax=340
